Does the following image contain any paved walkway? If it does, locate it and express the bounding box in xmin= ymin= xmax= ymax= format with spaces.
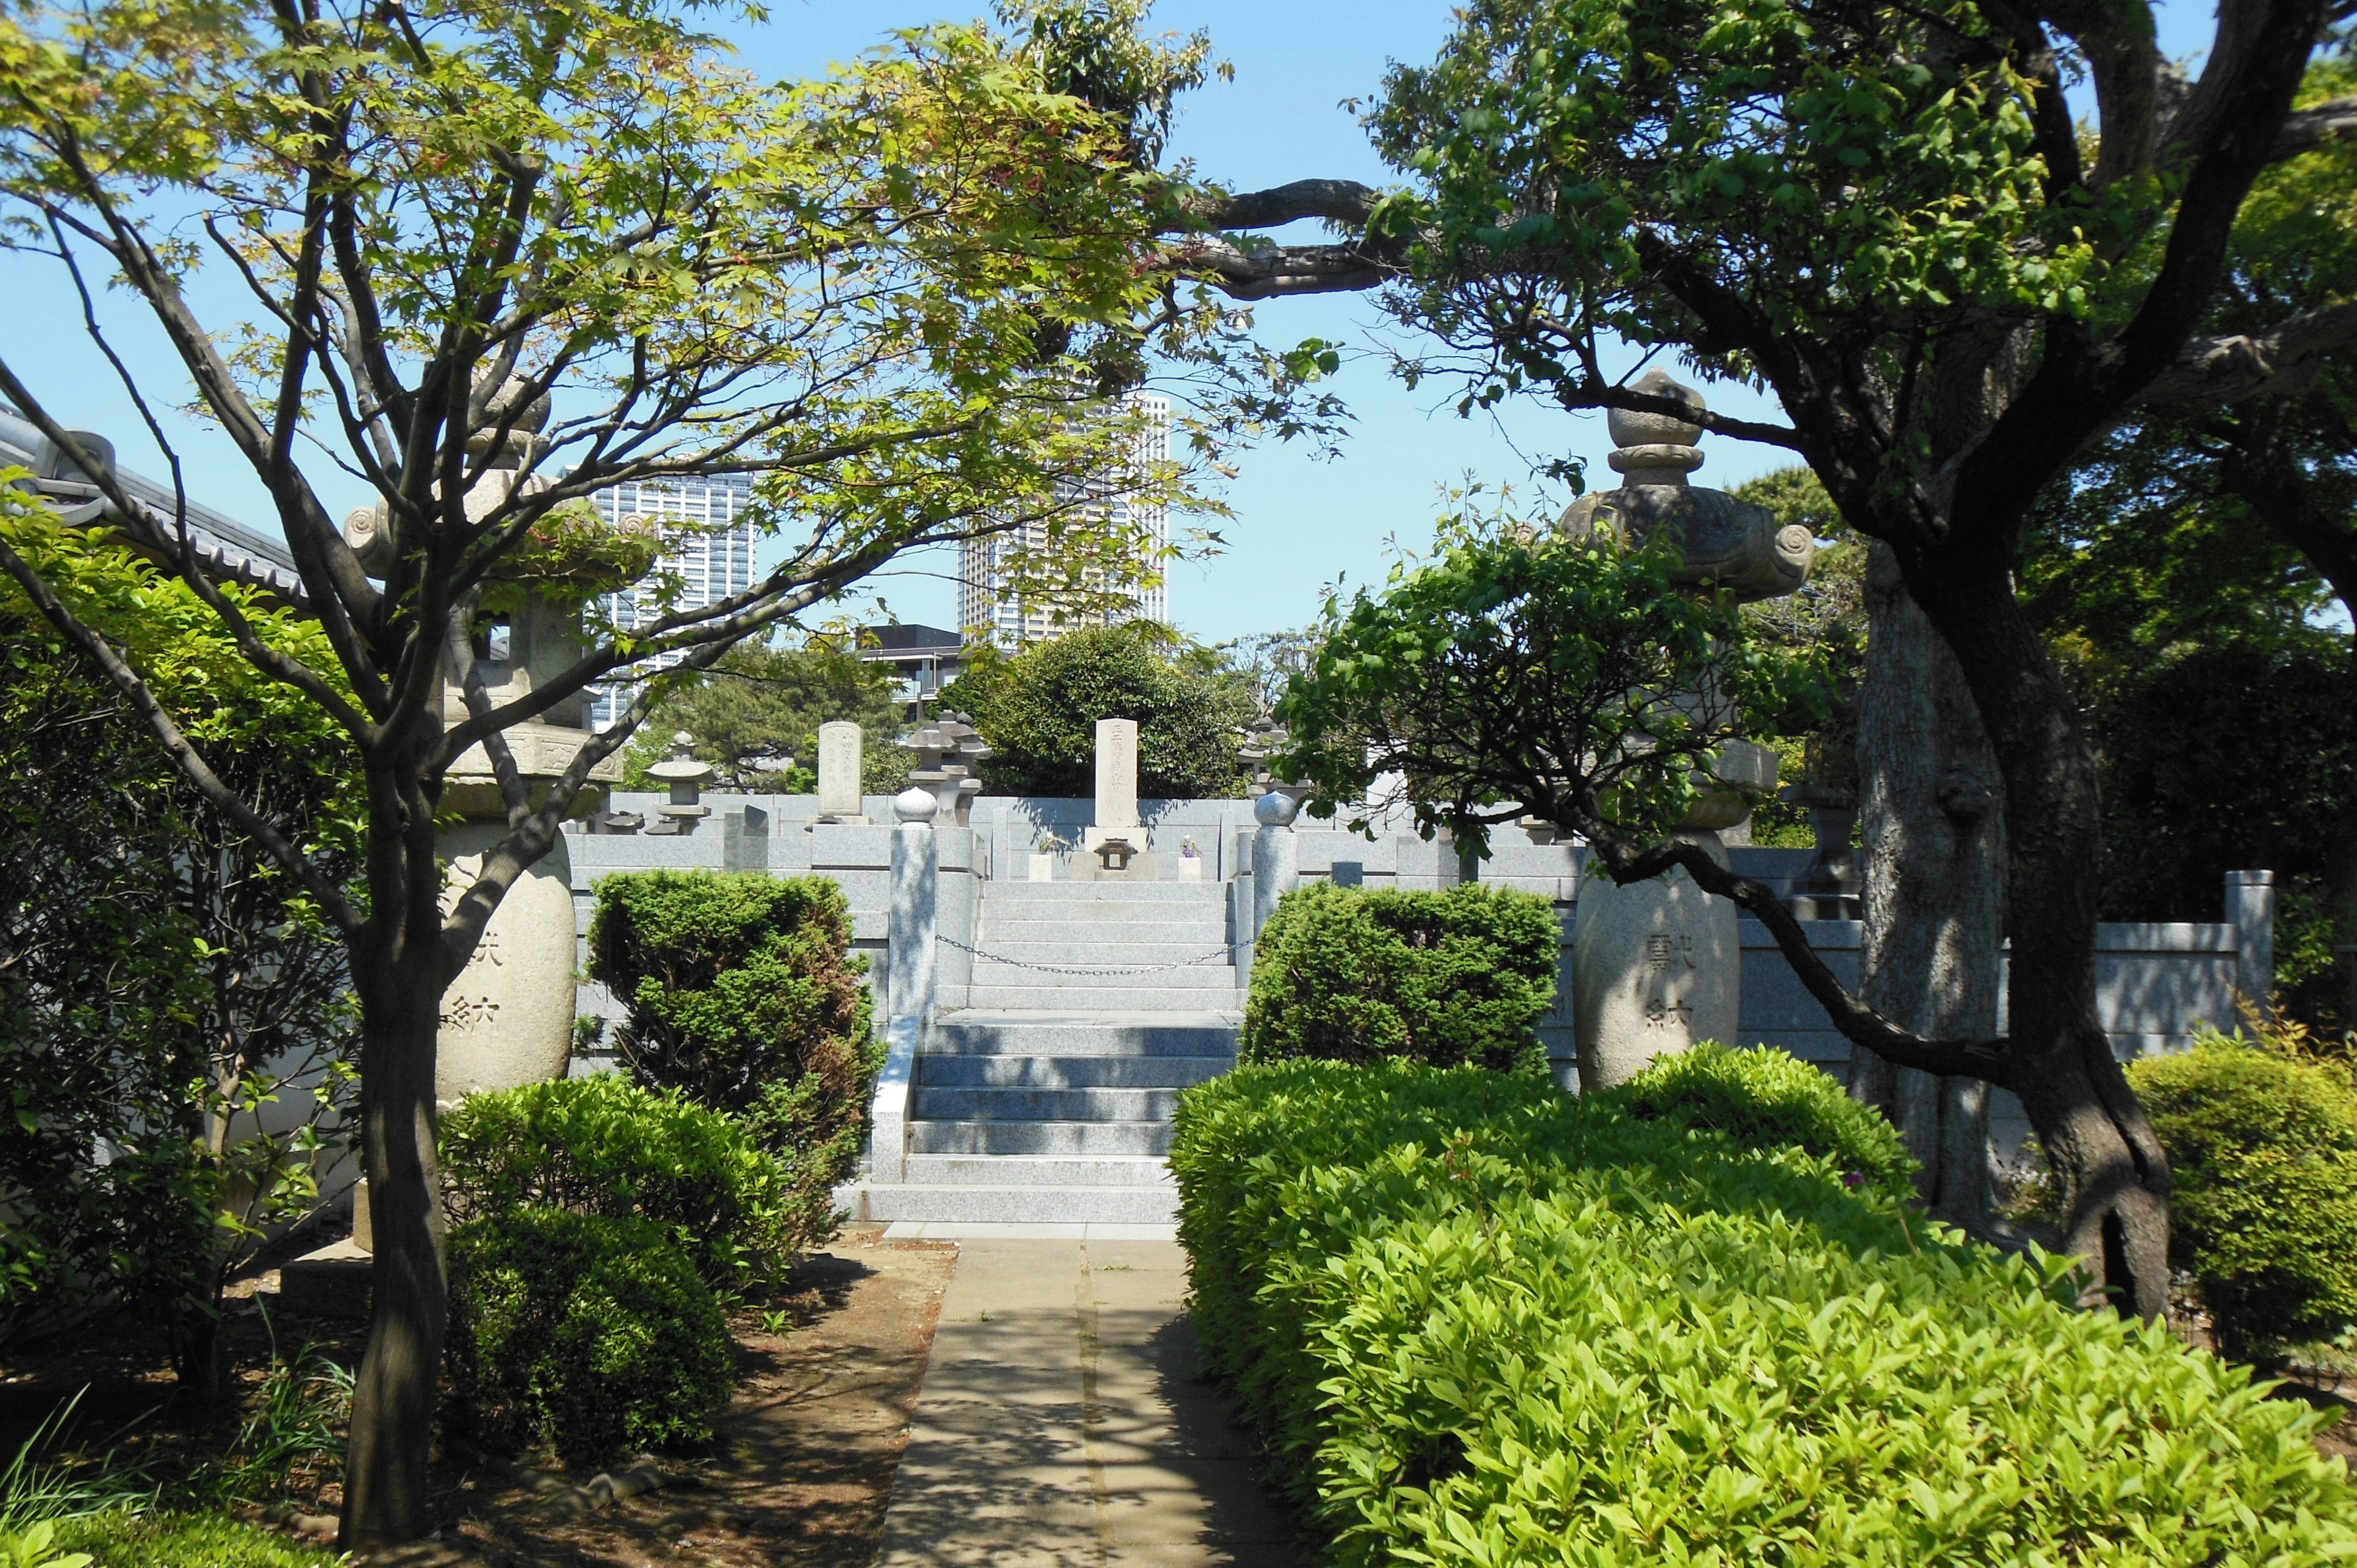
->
xmin=873 ymin=1229 xmax=1301 ymax=1568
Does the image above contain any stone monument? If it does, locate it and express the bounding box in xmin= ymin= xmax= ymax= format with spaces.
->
xmin=814 ymin=719 xmax=869 ymax=823
xmin=1082 ymin=717 xmax=1158 ymax=879
xmin=1560 ymin=370 xmax=1814 ymax=1089
xmin=343 ymin=376 xmax=623 ymax=1106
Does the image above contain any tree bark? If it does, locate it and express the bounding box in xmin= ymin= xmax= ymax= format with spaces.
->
xmin=339 ymin=947 xmax=450 ymax=1549
xmin=1906 ymin=538 xmax=2173 ymax=1316
xmin=1854 ymin=543 xmax=2003 ymax=1227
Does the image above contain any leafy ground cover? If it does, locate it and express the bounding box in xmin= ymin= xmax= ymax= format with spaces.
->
xmin=1172 ymin=1048 xmax=2357 ymax=1567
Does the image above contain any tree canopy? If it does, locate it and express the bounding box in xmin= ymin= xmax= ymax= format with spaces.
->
xmin=941 ymin=622 xmax=1253 ymax=798
xmin=621 ymin=639 xmax=908 ymax=795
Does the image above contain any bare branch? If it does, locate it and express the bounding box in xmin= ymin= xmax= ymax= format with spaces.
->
xmin=1163 ymin=234 xmax=1399 ymax=299
xmin=1170 ymin=179 xmax=1385 ymax=230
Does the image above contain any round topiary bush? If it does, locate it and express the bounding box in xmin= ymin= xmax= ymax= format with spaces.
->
xmin=2126 ymin=1034 xmax=2357 ymax=1359
xmin=439 ymin=1073 xmax=795 ymax=1289
xmin=445 ymin=1207 xmax=734 ymax=1461
xmin=1239 ymin=882 xmax=1559 ymax=1072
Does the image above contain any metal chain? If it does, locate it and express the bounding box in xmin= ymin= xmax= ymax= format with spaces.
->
xmin=934 ymin=933 xmax=1233 ymax=977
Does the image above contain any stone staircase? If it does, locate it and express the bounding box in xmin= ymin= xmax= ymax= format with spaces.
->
xmin=851 ymin=880 xmax=1240 ymax=1225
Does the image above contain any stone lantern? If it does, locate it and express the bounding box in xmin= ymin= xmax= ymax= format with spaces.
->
xmin=341 ymin=377 xmax=625 ymax=1106
xmin=1556 ymin=368 xmax=1816 ymax=1090
xmin=644 ymin=733 xmax=715 ymax=835
xmin=898 ymin=710 xmax=991 ymax=826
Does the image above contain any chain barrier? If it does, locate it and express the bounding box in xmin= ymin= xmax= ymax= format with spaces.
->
xmin=934 ymin=933 xmax=1233 ymax=978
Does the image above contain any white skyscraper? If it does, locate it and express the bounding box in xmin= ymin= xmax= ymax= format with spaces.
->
xmin=584 ymin=472 xmax=757 ymax=729
xmin=961 ymin=392 xmax=1171 ymax=650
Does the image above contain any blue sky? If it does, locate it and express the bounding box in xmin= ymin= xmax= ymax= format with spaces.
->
xmin=0 ymin=1 xmax=2226 ymax=646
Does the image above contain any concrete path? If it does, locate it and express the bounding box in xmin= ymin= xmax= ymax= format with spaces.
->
xmin=873 ymin=1230 xmax=1301 ymax=1568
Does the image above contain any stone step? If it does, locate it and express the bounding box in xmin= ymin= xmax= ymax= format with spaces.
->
xmin=966 ymin=962 xmax=1239 ymax=991
xmin=917 ymin=1054 xmax=1233 ymax=1089
xmin=843 ymin=1181 xmax=1178 ymax=1226
xmin=899 ymin=1153 xmax=1176 ymax=1187
xmin=985 ymin=881 xmax=1227 ymax=903
xmin=912 ymin=1084 xmax=1188 ymax=1122
xmin=962 ymin=984 xmax=1245 ymax=1013
xmin=977 ymin=917 xmax=1231 ymax=944
xmin=927 ymin=1011 xmax=1240 ymax=1057
xmin=908 ymin=1119 xmax=1175 ymax=1156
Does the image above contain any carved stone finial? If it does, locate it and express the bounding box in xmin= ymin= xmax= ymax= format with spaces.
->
xmin=1604 ymin=367 xmax=1707 ymax=487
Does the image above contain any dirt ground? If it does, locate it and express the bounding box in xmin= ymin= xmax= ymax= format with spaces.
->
xmin=0 ymin=1224 xmax=957 ymax=1568
xmin=445 ymin=1225 xmax=956 ymax=1568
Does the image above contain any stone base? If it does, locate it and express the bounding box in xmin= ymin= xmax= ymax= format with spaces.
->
xmin=807 ymin=814 xmax=872 ymax=828
xmin=279 ymin=1239 xmax=371 ymax=1318
xmin=1571 ymin=830 xmax=1739 ymax=1091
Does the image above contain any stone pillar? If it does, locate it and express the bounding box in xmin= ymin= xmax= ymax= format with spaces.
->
xmin=435 ymin=825 xmax=580 ymax=1105
xmin=1571 ymin=832 xmax=1740 ymax=1091
xmin=2227 ymin=868 xmax=2276 ymax=1018
xmin=816 ymin=720 xmax=869 ymax=823
xmin=1249 ymin=789 xmax=1300 ymax=940
xmin=887 ymin=786 xmax=940 ymax=1024
xmin=1095 ymin=717 xmax=1139 ymax=828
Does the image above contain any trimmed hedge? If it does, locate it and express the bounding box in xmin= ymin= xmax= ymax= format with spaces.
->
xmin=1171 ymin=1049 xmax=2357 ymax=1568
xmin=445 ymin=1208 xmax=733 ymax=1461
xmin=439 ymin=1073 xmax=794 ymax=1289
xmin=588 ymin=870 xmax=879 ymax=1246
xmin=1239 ymin=882 xmax=1558 ymax=1071
xmin=2127 ymin=1033 xmax=2357 ymax=1358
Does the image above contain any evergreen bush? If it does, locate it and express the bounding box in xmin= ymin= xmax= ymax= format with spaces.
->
xmin=2126 ymin=1033 xmax=2357 ymax=1358
xmin=587 ymin=870 xmax=878 ymax=1248
xmin=1239 ymin=882 xmax=1557 ymax=1072
xmin=439 ymin=1075 xmax=794 ymax=1289
xmin=445 ymin=1208 xmax=733 ymax=1461
xmin=1170 ymin=1053 xmax=2357 ymax=1568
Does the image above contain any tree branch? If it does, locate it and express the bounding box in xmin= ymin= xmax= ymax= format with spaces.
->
xmin=1169 ymin=179 xmax=1384 ymax=230
xmin=1578 ymin=819 xmax=2016 ymax=1084
xmin=1160 ymin=233 xmax=1401 ymax=299
xmin=2269 ymin=92 xmax=2357 ymax=158
xmin=2131 ymin=300 xmax=2357 ymax=405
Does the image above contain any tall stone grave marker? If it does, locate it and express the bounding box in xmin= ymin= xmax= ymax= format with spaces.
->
xmin=1560 ymin=369 xmax=1813 ymax=1089
xmin=815 ymin=720 xmax=869 ymax=822
xmin=1082 ymin=717 xmax=1156 ymax=878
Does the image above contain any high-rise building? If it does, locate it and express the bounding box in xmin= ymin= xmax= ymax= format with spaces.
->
xmin=960 ymin=392 xmax=1171 ymax=649
xmin=584 ymin=472 xmax=757 ymax=729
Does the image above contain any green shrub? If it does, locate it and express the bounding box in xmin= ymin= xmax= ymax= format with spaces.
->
xmin=2127 ymin=1033 xmax=2357 ymax=1358
xmin=446 ymin=1207 xmax=733 ymax=1461
xmin=1239 ymin=882 xmax=1557 ymax=1072
xmin=440 ymin=1073 xmax=795 ymax=1289
xmin=588 ymin=870 xmax=878 ymax=1245
xmin=1601 ymin=1041 xmax=1916 ymax=1203
xmin=50 ymin=1511 xmax=338 ymax=1568
xmin=1171 ymin=1053 xmax=2357 ymax=1568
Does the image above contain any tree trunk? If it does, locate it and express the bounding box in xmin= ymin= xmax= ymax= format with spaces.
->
xmin=1907 ymin=538 xmax=2173 ymax=1317
xmin=339 ymin=951 xmax=450 ymax=1549
xmin=1854 ymin=542 xmax=2003 ymax=1227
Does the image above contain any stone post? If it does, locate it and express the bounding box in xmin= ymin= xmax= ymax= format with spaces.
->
xmin=1249 ymin=788 xmax=1300 ymax=940
xmin=888 ymin=786 xmax=940 ymax=1023
xmin=1571 ymin=833 xmax=1740 ymax=1089
xmin=2226 ymin=868 xmax=2275 ymax=1018
xmin=815 ymin=720 xmax=868 ymax=823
